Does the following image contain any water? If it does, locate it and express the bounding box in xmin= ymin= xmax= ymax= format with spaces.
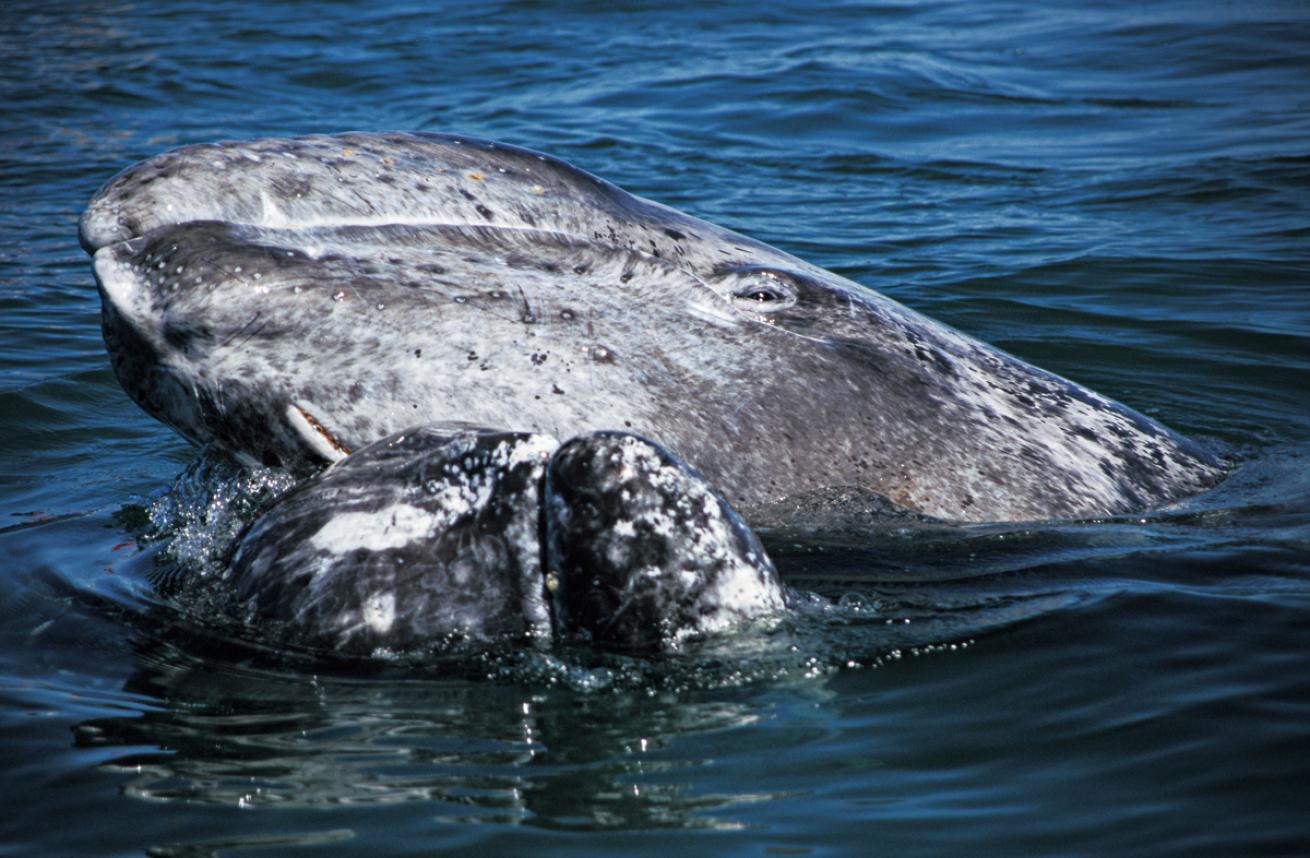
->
xmin=3 ymin=1 xmax=1309 ymax=854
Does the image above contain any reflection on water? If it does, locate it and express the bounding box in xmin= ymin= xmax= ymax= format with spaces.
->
xmin=74 ymin=631 xmax=786 ymax=831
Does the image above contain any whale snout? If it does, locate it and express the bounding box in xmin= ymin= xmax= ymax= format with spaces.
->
xmin=545 ymin=432 xmax=785 ymax=651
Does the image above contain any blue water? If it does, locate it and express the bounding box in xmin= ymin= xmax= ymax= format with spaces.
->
xmin=3 ymin=1 xmax=1310 ymax=855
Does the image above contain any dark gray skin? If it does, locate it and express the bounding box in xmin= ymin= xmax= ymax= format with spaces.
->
xmin=228 ymin=428 xmax=555 ymax=653
xmin=546 ymin=432 xmax=784 ymax=650
xmin=82 ymin=132 xmax=1223 ymax=523
xmin=228 ymin=428 xmax=785 ymax=654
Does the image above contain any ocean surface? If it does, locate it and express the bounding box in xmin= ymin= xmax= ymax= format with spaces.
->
xmin=3 ymin=1 xmax=1309 ymax=855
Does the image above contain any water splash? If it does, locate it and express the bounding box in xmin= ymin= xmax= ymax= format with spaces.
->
xmin=134 ymin=446 xmax=297 ymax=574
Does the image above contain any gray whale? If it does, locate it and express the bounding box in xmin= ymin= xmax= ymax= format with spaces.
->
xmin=229 ymin=428 xmax=784 ymax=653
xmin=82 ymin=132 xmax=1222 ymax=522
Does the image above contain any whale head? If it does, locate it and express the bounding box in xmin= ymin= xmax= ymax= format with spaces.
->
xmin=83 ymin=132 xmax=1222 ymax=522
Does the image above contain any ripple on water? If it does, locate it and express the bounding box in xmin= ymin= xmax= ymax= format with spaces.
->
xmin=3 ymin=0 xmax=1309 ymax=852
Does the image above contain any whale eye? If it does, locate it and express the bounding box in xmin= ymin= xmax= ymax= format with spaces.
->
xmin=716 ymin=266 xmax=801 ymax=313
xmin=728 ymin=276 xmax=796 ymax=312
xmin=735 ymin=286 xmax=785 ymax=303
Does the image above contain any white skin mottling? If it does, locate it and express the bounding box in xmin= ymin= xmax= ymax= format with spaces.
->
xmin=599 ymin=435 xmax=786 ymax=634
xmin=507 ymin=433 xmax=561 ymax=467
xmin=699 ymin=554 xmax=786 ymax=629
xmin=425 ymin=479 xmax=492 ymax=521
xmin=679 ymin=479 xmax=786 ymax=630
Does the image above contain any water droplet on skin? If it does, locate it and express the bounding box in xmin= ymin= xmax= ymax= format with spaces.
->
xmin=332 ymin=290 xmax=345 ymax=302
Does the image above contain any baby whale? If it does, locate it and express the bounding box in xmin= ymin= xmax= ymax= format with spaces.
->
xmin=229 ymin=428 xmax=785 ymax=654
xmin=82 ymin=131 xmax=1222 ymax=523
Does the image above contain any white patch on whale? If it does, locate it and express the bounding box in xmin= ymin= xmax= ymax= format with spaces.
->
xmin=309 ymin=502 xmax=437 ymax=554
xmin=505 ymin=433 xmax=560 ymax=467
xmin=363 ymin=591 xmax=396 ymax=634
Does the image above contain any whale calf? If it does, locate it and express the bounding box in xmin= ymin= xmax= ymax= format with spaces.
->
xmin=229 ymin=428 xmax=784 ymax=653
xmin=82 ymin=132 xmax=1222 ymax=522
